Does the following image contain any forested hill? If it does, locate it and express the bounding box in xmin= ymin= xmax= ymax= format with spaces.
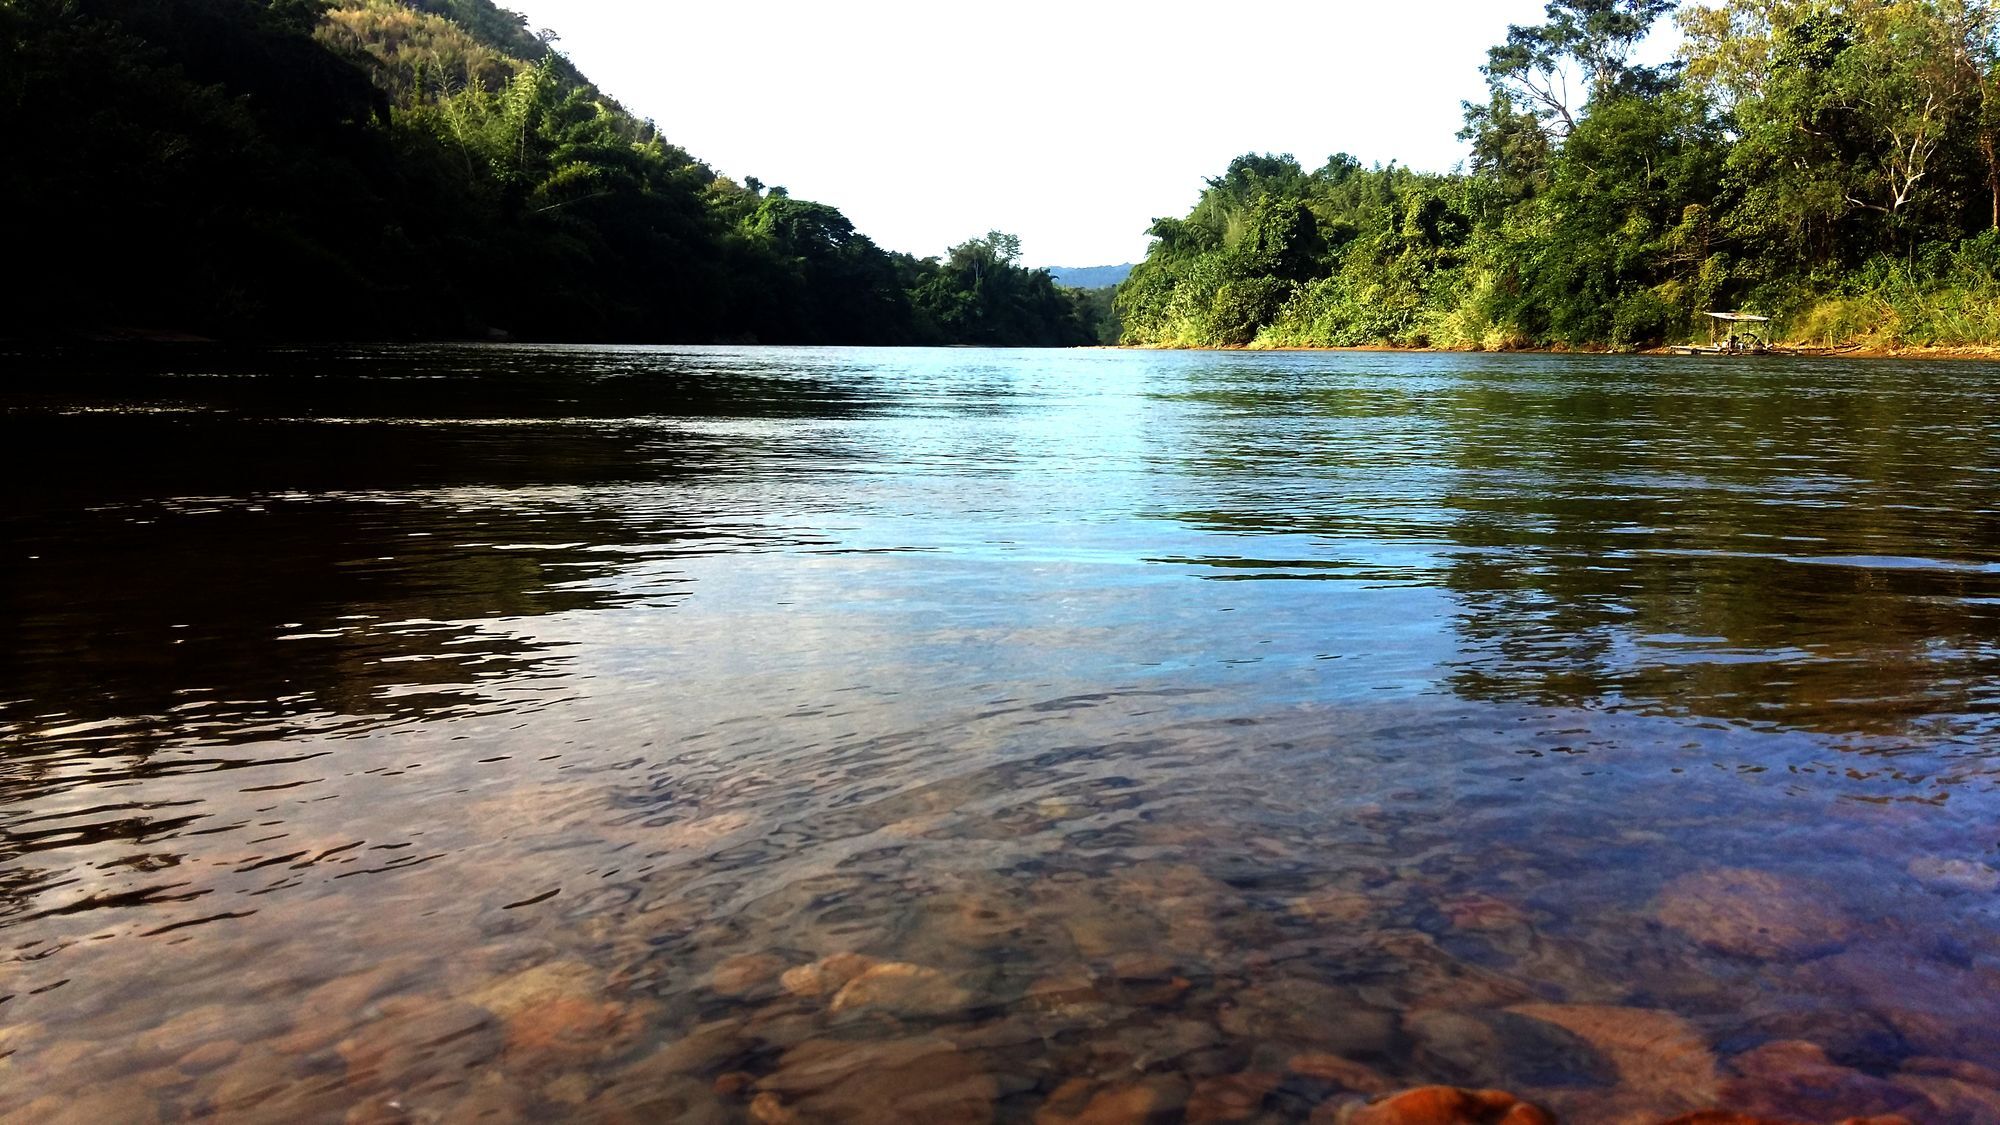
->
xmin=1119 ymin=0 xmax=2000 ymax=351
xmin=0 ymin=0 xmax=1101 ymax=346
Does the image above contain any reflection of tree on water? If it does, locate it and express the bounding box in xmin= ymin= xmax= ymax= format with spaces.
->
xmin=1156 ymin=358 xmax=2000 ymax=739
xmin=0 ymin=344 xmax=905 ymax=935
xmin=0 ymin=488 xmax=636 ymax=927
xmin=0 ymin=343 xmax=893 ymax=749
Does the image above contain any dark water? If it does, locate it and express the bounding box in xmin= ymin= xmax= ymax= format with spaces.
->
xmin=4 ymin=344 xmax=2000 ymax=1123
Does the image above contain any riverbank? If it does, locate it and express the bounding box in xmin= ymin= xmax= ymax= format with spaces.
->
xmin=1113 ymin=341 xmax=2000 ymax=361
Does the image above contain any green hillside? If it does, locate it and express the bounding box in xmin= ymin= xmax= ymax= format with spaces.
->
xmin=0 ymin=0 xmax=1100 ymax=345
xmin=1119 ymin=0 xmax=2000 ymax=351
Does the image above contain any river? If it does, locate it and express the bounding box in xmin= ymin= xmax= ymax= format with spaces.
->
xmin=4 ymin=344 xmax=2000 ymax=1122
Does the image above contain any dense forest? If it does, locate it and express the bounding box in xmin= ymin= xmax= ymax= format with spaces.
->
xmin=0 ymin=0 xmax=1103 ymax=345
xmin=1118 ymin=0 xmax=2000 ymax=350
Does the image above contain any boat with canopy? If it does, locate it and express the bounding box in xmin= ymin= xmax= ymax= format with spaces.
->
xmin=1670 ymin=312 xmax=1774 ymax=355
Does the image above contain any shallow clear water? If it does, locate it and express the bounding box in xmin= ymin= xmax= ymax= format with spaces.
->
xmin=4 ymin=344 xmax=2000 ymax=1122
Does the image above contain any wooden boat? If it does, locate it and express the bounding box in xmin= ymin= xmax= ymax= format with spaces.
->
xmin=1670 ymin=312 xmax=1776 ymax=355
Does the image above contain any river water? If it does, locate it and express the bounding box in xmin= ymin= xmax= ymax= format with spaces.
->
xmin=4 ymin=344 xmax=2000 ymax=1123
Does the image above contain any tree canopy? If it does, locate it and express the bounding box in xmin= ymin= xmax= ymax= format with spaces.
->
xmin=1119 ymin=0 xmax=2000 ymax=350
xmin=0 ymin=0 xmax=1103 ymax=346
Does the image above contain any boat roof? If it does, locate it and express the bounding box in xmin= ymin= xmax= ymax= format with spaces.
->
xmin=1705 ymin=311 xmax=1771 ymax=322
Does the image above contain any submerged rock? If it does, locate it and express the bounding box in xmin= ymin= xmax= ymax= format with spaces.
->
xmin=14 ymin=1086 xmax=164 ymax=1125
xmin=1905 ymin=856 xmax=2000 ymax=894
xmin=1289 ymin=889 xmax=1380 ymax=925
xmin=780 ymin=952 xmax=881 ymax=999
xmin=1507 ymin=1003 xmax=1718 ymax=1114
xmin=468 ymin=960 xmax=600 ymax=1020
xmin=1186 ymin=1072 xmax=1281 ymax=1123
xmin=1788 ymin=945 xmax=2000 ymax=1058
xmin=1655 ymin=869 xmax=1853 ymax=960
xmin=757 ymin=1035 xmax=998 ymax=1121
xmin=710 ymin=953 xmax=788 ymax=998
xmin=1720 ymin=1040 xmax=1927 ymax=1122
xmin=1036 ymin=1076 xmax=1190 ymax=1125
xmin=275 ymin=957 xmax=427 ymax=1055
xmin=827 ymin=961 xmax=974 ymax=1017
xmin=335 ymin=996 xmax=499 ymax=1083
xmin=1656 ymin=1104 xmax=1920 ymax=1112
xmin=1441 ymin=894 xmax=1532 ymax=933
xmin=176 ymin=1039 xmax=241 ymax=1074
xmin=1893 ymin=1071 xmax=2000 ymax=1121
xmin=1404 ymin=1008 xmax=1616 ymax=1091
xmin=1335 ymin=1086 xmax=1556 ymax=1124
xmin=1288 ymin=1052 xmax=1395 ymax=1095
xmin=464 ymin=958 xmax=638 ymax=1069
xmin=615 ymin=1017 xmax=747 ymax=1080
xmin=500 ymin=993 xmax=636 ymax=1066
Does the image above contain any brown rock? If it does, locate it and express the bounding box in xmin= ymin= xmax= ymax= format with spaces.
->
xmin=1404 ymin=1007 xmax=1615 ymax=1090
xmin=1656 ymin=1115 xmax=1914 ymax=1125
xmin=541 ymin=1072 xmax=594 ymax=1106
xmin=941 ymin=1015 xmax=1053 ymax=1052
xmin=827 ymin=961 xmax=974 ymax=1017
xmin=1290 ymin=889 xmax=1378 ymax=924
xmin=435 ymin=1074 xmax=527 ymax=1125
xmin=742 ymin=1010 xmax=820 ymax=1051
xmin=133 ymin=1005 xmax=236 ymax=1062
xmin=1044 ymin=1076 xmax=1190 ymax=1125
xmin=615 ymin=1018 xmax=746 ymax=1079
xmin=1791 ymin=945 xmax=2000 ymax=1058
xmin=1895 ymin=1072 xmax=2000 ymax=1120
xmin=176 ymin=1039 xmax=241 ymax=1073
xmin=1339 ymin=1086 xmax=1555 ymax=1124
xmin=336 ymin=997 xmax=500 ymax=1083
xmin=207 ymin=1048 xmax=297 ymax=1113
xmin=1508 ymin=1003 xmax=1717 ymax=1112
xmin=13 ymin=1086 xmax=162 ymax=1125
xmin=1906 ymin=857 xmax=2000 ymax=893
xmin=1289 ymin=1052 xmax=1395 ymax=1094
xmin=1187 ymin=1072 xmax=1281 ymax=1123
xmin=1442 ymin=895 xmax=1531 ymax=933
xmin=749 ymin=1091 xmax=799 ymax=1125
xmin=1035 ymin=1077 xmax=1098 ymax=1124
xmin=1100 ymin=952 xmax=1195 ymax=1007
xmin=710 ymin=953 xmax=788 ymax=997
xmin=758 ymin=1035 xmax=998 ymax=1121
xmin=1648 ymin=1104 xmax=1912 ymax=1112
xmin=468 ymin=960 xmax=599 ymax=1019
xmin=1655 ymin=869 xmax=1852 ymax=960
xmin=1722 ymin=1040 xmax=1928 ymax=1122
xmin=343 ymin=1096 xmax=416 ymax=1125
xmin=1020 ymin=970 xmax=1105 ymax=1013
xmin=780 ymin=952 xmax=881 ymax=999
xmin=589 ymin=1075 xmax=733 ymax=1125
xmin=1090 ymin=1018 xmax=1223 ymax=1073
xmin=204 ymin=1050 xmax=355 ymax=1119
xmin=1900 ymin=1055 xmax=2000 ymax=1087
xmin=1220 ymin=982 xmax=1398 ymax=1057
xmin=929 ymin=890 xmax=1025 ymax=949
xmin=275 ymin=957 xmax=427 ymax=1055
xmin=502 ymin=994 xmax=637 ymax=1065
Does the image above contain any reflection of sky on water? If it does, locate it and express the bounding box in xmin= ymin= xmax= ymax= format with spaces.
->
xmin=14 ymin=343 xmax=2000 ymax=756
xmin=7 ymin=345 xmax=2000 ymax=1120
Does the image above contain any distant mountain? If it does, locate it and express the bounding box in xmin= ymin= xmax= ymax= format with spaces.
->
xmin=1048 ymin=264 xmax=1134 ymax=290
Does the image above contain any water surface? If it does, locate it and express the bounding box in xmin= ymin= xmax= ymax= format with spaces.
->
xmin=4 ymin=345 xmax=2000 ymax=1122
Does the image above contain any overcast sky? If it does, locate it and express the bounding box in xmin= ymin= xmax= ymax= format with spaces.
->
xmin=499 ymin=1 xmax=1597 ymax=267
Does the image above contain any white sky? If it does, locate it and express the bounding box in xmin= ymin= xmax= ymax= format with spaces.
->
xmin=499 ymin=1 xmax=1591 ymax=267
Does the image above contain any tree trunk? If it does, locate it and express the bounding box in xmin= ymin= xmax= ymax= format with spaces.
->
xmin=1985 ymin=132 xmax=2000 ymax=230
